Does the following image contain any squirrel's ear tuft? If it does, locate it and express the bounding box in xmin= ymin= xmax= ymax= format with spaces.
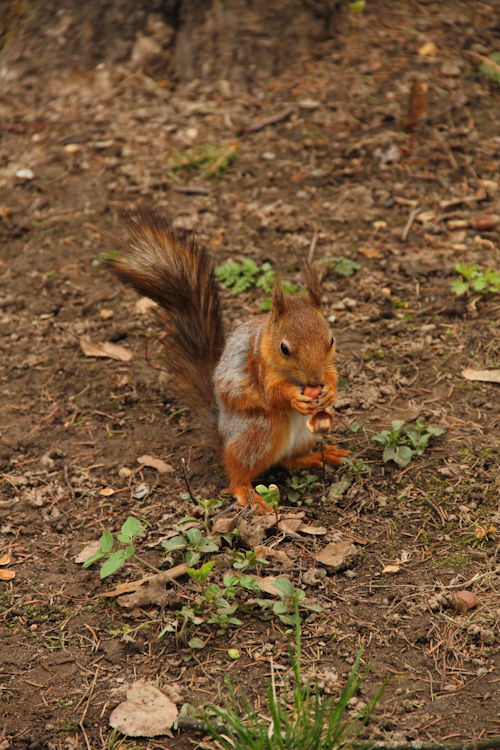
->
xmin=299 ymin=257 xmax=322 ymax=310
xmin=271 ymin=263 xmax=288 ymax=318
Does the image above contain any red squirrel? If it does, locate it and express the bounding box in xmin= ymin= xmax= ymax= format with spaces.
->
xmin=106 ymin=211 xmax=347 ymax=513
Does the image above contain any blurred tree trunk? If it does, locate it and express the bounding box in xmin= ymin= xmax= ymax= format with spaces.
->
xmin=0 ymin=0 xmax=343 ymax=88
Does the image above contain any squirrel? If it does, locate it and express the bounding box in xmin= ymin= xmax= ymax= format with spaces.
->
xmin=105 ymin=210 xmax=347 ymax=513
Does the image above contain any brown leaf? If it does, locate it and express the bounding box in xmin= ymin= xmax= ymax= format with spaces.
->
xmin=137 ymin=454 xmax=174 ymax=473
xmin=109 ymin=680 xmax=178 ymax=736
xmin=313 ymin=540 xmax=357 ymax=571
xmin=357 ymin=247 xmax=380 ymax=259
xmin=462 ymin=368 xmax=500 ymax=384
xmin=470 ymin=214 xmax=499 ymax=230
xmin=297 ymin=523 xmax=327 ymax=535
xmin=103 ymin=564 xmax=189 ymax=597
xmin=418 ymin=41 xmax=438 ymax=57
xmin=212 ymin=516 xmax=238 ymax=533
xmin=381 ymin=564 xmax=400 ymax=575
xmin=237 ymin=517 xmax=265 ymax=548
xmin=404 ymin=80 xmax=428 ymax=132
xmin=252 ymin=575 xmax=287 ymax=597
xmin=0 ymin=569 xmax=16 ymax=580
xmin=74 ymin=540 xmax=101 ymax=564
xmin=254 ymin=545 xmax=293 ymax=564
xmin=451 ymin=590 xmax=480 ymax=614
xmin=117 ymin=581 xmax=182 ymax=609
xmin=80 ymin=338 xmax=132 ymax=362
xmin=0 ymin=552 xmax=11 ymax=566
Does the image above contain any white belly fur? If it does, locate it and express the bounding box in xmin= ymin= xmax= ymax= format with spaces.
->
xmin=280 ymin=411 xmax=316 ymax=461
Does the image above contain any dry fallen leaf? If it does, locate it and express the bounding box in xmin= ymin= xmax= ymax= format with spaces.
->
xmin=381 ymin=564 xmax=400 ymax=576
xmin=313 ymin=540 xmax=356 ymax=571
xmin=418 ymin=41 xmax=438 ymax=57
xmin=462 ymin=368 xmax=500 ymax=384
xmin=100 ymin=487 xmax=116 ymax=496
xmin=109 ymin=680 xmax=178 ymax=736
xmin=0 ymin=552 xmax=11 ymax=566
xmin=117 ymin=580 xmax=182 ymax=609
xmin=0 ymin=569 xmax=16 ymax=580
xmin=404 ymin=80 xmax=428 ymax=132
xmin=357 ymin=247 xmax=380 ymax=259
xmin=254 ymin=545 xmax=293 ymax=564
xmin=74 ymin=540 xmax=101 ymax=564
xmin=450 ymin=590 xmax=480 ymax=614
xmin=137 ymin=455 xmax=174 ymax=473
xmin=297 ymin=523 xmax=327 ymax=536
xmin=103 ymin=564 xmax=189 ymax=598
xmin=80 ymin=338 xmax=132 ymax=362
xmin=252 ymin=575 xmax=287 ymax=597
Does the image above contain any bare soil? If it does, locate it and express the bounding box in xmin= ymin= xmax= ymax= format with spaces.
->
xmin=1 ymin=2 xmax=500 ymax=749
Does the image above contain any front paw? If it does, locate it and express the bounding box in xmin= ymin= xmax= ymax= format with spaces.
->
xmin=291 ymin=391 xmax=318 ymax=415
xmin=319 ymin=384 xmax=336 ymax=410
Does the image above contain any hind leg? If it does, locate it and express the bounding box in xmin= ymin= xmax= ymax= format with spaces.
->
xmin=224 ymin=446 xmax=275 ymax=514
xmin=282 ymin=444 xmax=348 ymax=470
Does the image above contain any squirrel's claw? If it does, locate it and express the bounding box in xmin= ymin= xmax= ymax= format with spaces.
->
xmin=234 ymin=485 xmax=274 ymax=515
xmin=291 ymin=392 xmax=318 ymax=415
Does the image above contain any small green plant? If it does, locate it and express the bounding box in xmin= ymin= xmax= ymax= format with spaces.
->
xmin=286 ymin=473 xmax=321 ymax=503
xmin=319 ymin=256 xmax=360 ymax=277
xmin=200 ymin=597 xmax=384 ymax=750
xmin=103 ymin=728 xmax=143 ymax=750
xmin=82 ymin=516 xmax=148 ymax=579
xmin=169 ymin=142 xmax=240 ymax=178
xmin=451 ymin=263 xmax=500 ymax=296
xmin=255 ymin=483 xmax=281 ymax=511
xmin=340 ymin=457 xmax=371 ymax=475
xmin=373 ymin=419 xmax=444 ymax=468
xmin=479 ymin=52 xmax=500 ymax=84
xmin=215 ymin=259 xmax=297 ymax=306
xmin=230 ymin=550 xmax=269 ymax=571
xmin=162 ymin=526 xmax=219 ymax=567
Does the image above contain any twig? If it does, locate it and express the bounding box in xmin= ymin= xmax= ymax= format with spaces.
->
xmin=241 ymin=106 xmax=294 ymax=134
xmin=401 ymin=206 xmax=420 ymax=242
xmin=64 ymin=464 xmax=75 ymax=502
xmin=172 ymin=185 xmax=210 ymax=195
xmin=181 ymin=451 xmax=197 ymax=504
xmin=308 ymin=225 xmax=319 ymax=263
xmin=80 ymin=667 xmax=99 ymax=722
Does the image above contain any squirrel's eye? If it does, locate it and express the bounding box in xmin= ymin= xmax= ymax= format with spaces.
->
xmin=280 ymin=342 xmax=291 ymax=357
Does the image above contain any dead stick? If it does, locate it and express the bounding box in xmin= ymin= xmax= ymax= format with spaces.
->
xmin=401 ymin=206 xmax=420 ymax=241
xmin=242 ymin=106 xmax=294 ymax=134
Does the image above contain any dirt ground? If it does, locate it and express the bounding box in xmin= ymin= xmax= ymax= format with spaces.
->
xmin=1 ymin=1 xmax=500 ymax=748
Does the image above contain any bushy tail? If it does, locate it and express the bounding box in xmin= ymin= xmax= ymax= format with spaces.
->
xmin=106 ymin=210 xmax=225 ymax=412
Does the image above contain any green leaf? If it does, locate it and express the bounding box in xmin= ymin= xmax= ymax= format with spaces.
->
xmin=100 ymin=550 xmax=126 ymax=578
xmin=82 ymin=548 xmax=107 ymax=569
xmin=426 ymin=426 xmax=445 ymax=436
xmin=188 ymin=636 xmax=206 ymax=650
xmin=272 ymin=577 xmax=295 ymax=598
xmin=395 ymin=445 xmax=413 ymax=467
xmin=123 ymin=545 xmax=136 ymax=560
xmin=118 ymin=516 xmax=144 ymax=543
xmin=186 ymin=550 xmax=201 ymax=567
xmin=99 ymin=529 xmax=114 ymax=554
xmin=187 ymin=527 xmax=203 ymax=546
xmin=161 ymin=536 xmax=188 ymax=552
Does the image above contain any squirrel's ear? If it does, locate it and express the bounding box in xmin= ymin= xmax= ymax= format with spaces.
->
xmin=299 ymin=257 xmax=322 ymax=310
xmin=271 ymin=264 xmax=288 ymax=318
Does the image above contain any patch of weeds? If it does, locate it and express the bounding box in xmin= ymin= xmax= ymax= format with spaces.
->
xmin=255 ymin=577 xmax=322 ymax=627
xmin=467 ymin=521 xmax=497 ymax=548
xmin=102 ymin=728 xmax=143 ymax=750
xmin=230 ymin=550 xmax=269 ymax=571
xmin=108 ymin=622 xmax=153 ymax=643
xmin=479 ymin=52 xmax=500 ymax=84
xmin=286 ymin=473 xmax=322 ymax=504
xmin=451 ymin=263 xmax=500 ymax=296
xmin=169 ymin=142 xmax=240 ymax=178
xmin=162 ymin=526 xmax=219 ymax=566
xmin=160 ymin=562 xmax=262 ymax=644
xmin=82 ymin=516 xmax=149 ymax=578
xmin=200 ymin=598 xmax=384 ymax=750
xmin=319 ymin=256 xmax=360 ymax=277
xmin=215 ymin=258 xmax=297 ymax=308
xmin=372 ymin=419 xmax=444 ymax=468
xmin=429 ymin=552 xmax=470 ymax=570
